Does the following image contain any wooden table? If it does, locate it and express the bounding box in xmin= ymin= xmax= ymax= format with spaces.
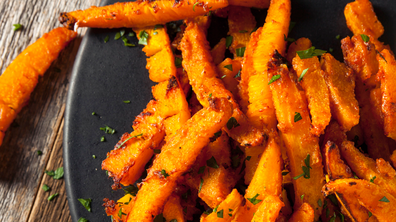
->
xmin=0 ymin=1 xmax=101 ymax=221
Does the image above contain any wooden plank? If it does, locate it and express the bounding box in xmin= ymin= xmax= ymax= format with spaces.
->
xmin=0 ymin=0 xmax=100 ymax=221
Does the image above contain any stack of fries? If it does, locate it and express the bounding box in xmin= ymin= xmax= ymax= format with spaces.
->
xmin=59 ymin=0 xmax=396 ymax=221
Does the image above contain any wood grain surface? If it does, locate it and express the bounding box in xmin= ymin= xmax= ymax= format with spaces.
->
xmin=0 ymin=0 xmax=101 ymax=221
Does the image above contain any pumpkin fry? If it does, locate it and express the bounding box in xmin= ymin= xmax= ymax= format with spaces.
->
xmin=126 ymin=98 xmax=232 ymax=221
xmin=288 ymin=203 xmax=315 ymax=222
xmin=251 ymin=195 xmax=284 ymax=222
xmin=0 ymin=27 xmax=77 ymax=146
xmin=323 ymin=179 xmax=396 ymax=221
xmin=180 ymin=21 xmax=265 ymax=147
xmin=59 ymin=0 xmax=228 ymax=29
xmin=268 ymin=54 xmax=324 ymax=219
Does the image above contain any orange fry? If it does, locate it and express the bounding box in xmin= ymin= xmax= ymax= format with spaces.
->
xmin=181 ymin=21 xmax=265 ymax=147
xmin=251 ymin=195 xmax=284 ymax=222
xmin=288 ymin=203 xmax=315 ymax=222
xmin=0 ymin=27 xmax=77 ymax=146
xmin=377 ymin=49 xmax=396 ymax=140
xmin=126 ymin=98 xmax=232 ymax=221
xmin=60 ymin=0 xmax=228 ymax=29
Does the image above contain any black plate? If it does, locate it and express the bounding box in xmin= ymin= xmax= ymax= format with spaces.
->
xmin=64 ymin=0 xmax=396 ymax=221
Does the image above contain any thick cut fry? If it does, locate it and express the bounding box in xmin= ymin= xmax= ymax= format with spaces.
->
xmin=324 ymin=141 xmax=353 ymax=180
xmin=234 ymin=132 xmax=283 ymax=221
xmin=228 ymin=0 xmax=270 ymax=9
xmin=341 ymin=35 xmax=379 ymax=82
xmin=323 ymin=179 xmax=396 ymax=221
xmin=134 ymin=25 xmax=170 ymax=57
xmin=251 ymin=195 xmax=284 ymax=222
xmin=201 ymin=189 xmax=244 ymax=222
xmin=228 ymin=6 xmax=256 ymax=57
xmin=217 ymin=58 xmax=242 ymax=100
xmin=0 ymin=27 xmax=77 ymax=146
xmin=340 ymin=141 xmax=396 ymax=198
xmin=185 ymin=132 xmax=233 ymax=208
xmin=286 ymin=37 xmax=312 ymax=64
xmin=102 ymin=77 xmax=189 ymax=188
xmin=320 ymin=53 xmax=359 ymax=131
xmin=181 ymin=21 xmax=265 ymax=147
xmin=163 ymin=195 xmax=185 ymax=222
xmin=268 ymin=55 xmax=324 ymax=219
xmin=344 ymin=0 xmax=384 ymax=50
xmin=248 ymin=0 xmax=291 ymax=131
xmin=293 ymin=54 xmax=331 ymax=136
xmin=126 ymin=98 xmax=232 ymax=221
xmin=238 ymin=27 xmax=261 ymax=113
xmin=288 ymin=203 xmax=315 ymax=222
xmin=377 ymin=49 xmax=396 ymax=140
xmin=147 ymin=47 xmax=177 ymax=82
xmin=244 ymin=145 xmax=264 ymax=185
xmin=211 ymin=38 xmax=227 ymax=65
xmin=60 ymin=0 xmax=228 ymax=29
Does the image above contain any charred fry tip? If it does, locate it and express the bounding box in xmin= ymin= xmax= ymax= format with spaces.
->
xmin=166 ymin=76 xmax=179 ymax=94
xmin=59 ymin=12 xmax=75 ymax=30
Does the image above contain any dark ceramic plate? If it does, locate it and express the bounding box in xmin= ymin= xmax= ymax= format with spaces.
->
xmin=64 ymin=0 xmax=396 ymax=221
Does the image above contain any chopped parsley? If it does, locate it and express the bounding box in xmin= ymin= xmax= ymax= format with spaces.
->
xmin=78 ymin=218 xmax=88 ymax=222
xmin=138 ymin=30 xmax=149 ymax=45
xmin=153 ymin=31 xmax=158 ymax=35
xmin=236 ymin=47 xmax=246 ymax=57
xmin=360 ymin=34 xmax=370 ymax=43
xmin=207 ymin=156 xmax=219 ymax=169
xmin=294 ymin=112 xmax=302 ymax=122
xmin=379 ymin=196 xmax=390 ymax=202
xmin=221 ymin=75 xmax=227 ymax=79
xmin=293 ymin=154 xmax=311 ymax=179
xmin=45 ymin=170 xmax=55 ymax=177
xmin=336 ymin=35 xmax=341 ymax=40
xmin=37 ymin=150 xmax=42 ymax=156
xmin=92 ymin=112 xmax=96 ymax=115
xmin=368 ymin=211 xmax=372 ymax=218
xmin=128 ymin=32 xmax=135 ymax=37
xmin=268 ymin=74 xmax=281 ymax=85
xmin=370 ymin=176 xmax=376 ymax=183
xmin=296 ymin=46 xmax=326 ymax=59
xmin=104 ymin=35 xmax=109 ymax=43
xmin=247 ymin=193 xmax=262 ymax=205
xmin=100 ymin=136 xmax=105 ymax=142
xmin=209 ymin=93 xmax=212 ymax=98
xmin=227 ymin=117 xmax=240 ymax=130
xmin=298 ymin=68 xmax=309 ymax=82
xmin=198 ymin=166 xmax=206 ymax=174
xmin=92 ymin=155 xmax=96 ymax=159
xmin=120 ymin=30 xmax=125 ymax=37
xmin=193 ymin=2 xmax=200 ymax=11
xmin=154 ymin=24 xmax=164 ymax=30
xmin=100 ymin=125 xmax=115 ymax=134
xmin=175 ymin=57 xmax=183 ymax=68
xmin=123 ymin=100 xmax=131 ymax=104
xmin=13 ymin=24 xmax=22 ymax=31
xmin=234 ymin=70 xmax=241 ymax=78
xmin=329 ymin=48 xmax=334 ymax=53
xmin=224 ymin=64 xmax=233 ymax=71
xmin=42 ymin=184 xmax=50 ymax=192
xmin=48 ymin=193 xmax=59 ymax=201
xmin=226 ymin=36 xmax=233 ymax=48
xmin=301 ymin=194 xmax=304 ymax=201
xmin=122 ymin=36 xmax=135 ymax=47
xmin=123 ymin=185 xmax=139 ymax=196
xmin=118 ymin=208 xmax=126 ymax=218
xmin=161 ymin=169 xmax=170 ymax=178
xmin=78 ymin=198 xmax=92 ymax=212
xmin=217 ymin=209 xmax=224 ymax=218
xmin=199 ymin=178 xmax=204 ymax=193
xmin=114 ymin=32 xmax=122 ymax=40
xmin=53 ymin=167 xmax=64 ymax=179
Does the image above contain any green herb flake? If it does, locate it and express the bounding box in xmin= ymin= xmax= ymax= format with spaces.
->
xmin=118 ymin=208 xmax=127 ymax=218
xmin=198 ymin=166 xmax=206 ymax=174
xmin=301 ymin=194 xmax=304 ymax=201
xmin=236 ymin=47 xmax=246 ymax=57
xmin=154 ymin=24 xmax=164 ymax=30
xmin=138 ymin=30 xmax=149 ymax=45
xmin=123 ymin=185 xmax=139 ymax=196
xmin=92 ymin=112 xmax=96 ymax=115
xmin=100 ymin=136 xmax=105 ymax=142
xmin=175 ymin=57 xmax=183 ymax=68
xmin=120 ymin=30 xmax=125 ymax=37
xmin=379 ymin=196 xmax=390 ymax=202
xmin=224 ymin=64 xmax=233 ymax=71
xmin=293 ymin=154 xmax=311 ymax=179
xmin=53 ymin=167 xmax=64 ymax=179
xmin=123 ymin=100 xmax=131 ymax=104
xmin=246 ymin=156 xmax=251 ymax=161
xmin=296 ymin=46 xmax=327 ymax=59
xmin=229 ymin=208 xmax=233 ymax=212
xmin=42 ymin=184 xmax=50 ymax=192
xmin=247 ymin=193 xmax=262 ymax=205
xmin=329 ymin=48 xmax=334 ymax=53
xmin=104 ymin=36 xmax=109 ymax=43
xmin=48 ymin=193 xmax=59 ymax=201
xmin=217 ymin=209 xmax=224 ymax=218
xmin=199 ymin=178 xmax=204 ymax=193
xmin=114 ymin=32 xmax=121 ymax=40
xmin=226 ymin=36 xmax=233 ymax=49
xmin=368 ymin=211 xmax=372 ymax=218
xmin=45 ymin=170 xmax=55 ymax=177
xmin=227 ymin=117 xmax=240 ymax=130
xmin=268 ymin=74 xmax=281 ymax=85
xmin=78 ymin=198 xmax=92 ymax=212
xmin=330 ymin=212 xmax=336 ymax=222
xmin=161 ymin=169 xmax=170 ymax=178
xmin=100 ymin=125 xmax=116 ymax=134
xmin=78 ymin=218 xmax=88 ymax=222
xmin=128 ymin=32 xmax=135 ymax=37
xmin=360 ymin=34 xmax=370 ymax=43
xmin=122 ymin=36 xmax=135 ymax=47
xmin=207 ymin=156 xmax=219 ymax=169
xmin=193 ymin=2 xmax=200 ymax=11
xmin=13 ymin=24 xmax=22 ymax=31
xmin=370 ymin=176 xmax=376 ymax=183
xmin=209 ymin=93 xmax=212 ymax=98
xmin=294 ymin=112 xmax=302 ymax=122
xmin=92 ymin=155 xmax=96 ymax=159
xmin=336 ymin=35 xmax=341 ymax=40
xmin=153 ymin=31 xmax=158 ymax=35
xmin=37 ymin=150 xmax=42 ymax=156
xmin=221 ymin=75 xmax=227 ymax=79
xmin=318 ymin=199 xmax=323 ymax=207
xmin=234 ymin=70 xmax=241 ymax=78
xmin=282 ymin=171 xmax=289 ymax=176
